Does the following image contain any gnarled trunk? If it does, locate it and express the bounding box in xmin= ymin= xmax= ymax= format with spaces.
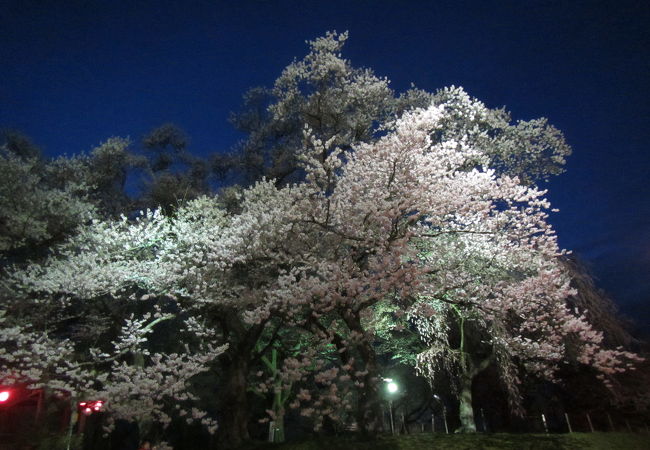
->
xmin=355 ymin=360 xmax=383 ymax=438
xmin=457 ymin=373 xmax=477 ymax=433
xmin=451 ymin=307 xmax=493 ymax=434
xmin=455 ymin=354 xmax=493 ymax=433
xmin=216 ymin=350 xmax=251 ymax=449
xmin=214 ymin=311 xmax=268 ymax=448
xmin=344 ymin=310 xmax=383 ymax=438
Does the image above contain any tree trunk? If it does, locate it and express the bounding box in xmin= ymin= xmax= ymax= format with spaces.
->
xmin=456 ymin=354 xmax=492 ymax=433
xmin=312 ymin=308 xmax=383 ymax=439
xmin=214 ymin=311 xmax=268 ymax=449
xmin=347 ymin=315 xmax=382 ymax=438
xmin=355 ymin=365 xmax=383 ymax=439
xmin=266 ymin=348 xmax=288 ymax=443
xmin=216 ymin=352 xmax=251 ymax=449
xmin=271 ymin=412 xmax=285 ymax=443
xmin=457 ymin=373 xmax=477 ymax=433
xmin=451 ymin=308 xmax=493 ymax=434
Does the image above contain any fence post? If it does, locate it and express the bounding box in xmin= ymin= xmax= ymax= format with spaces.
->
xmin=625 ymin=419 xmax=631 ymax=433
xmin=431 ymin=414 xmax=435 ymax=433
xmin=607 ymin=413 xmax=615 ymax=431
xmin=565 ymin=413 xmax=573 ymax=433
xmin=65 ymin=399 xmax=78 ymax=450
xmin=586 ymin=413 xmax=595 ymax=432
xmin=541 ymin=414 xmax=549 ymax=434
xmin=480 ymin=408 xmax=487 ymax=433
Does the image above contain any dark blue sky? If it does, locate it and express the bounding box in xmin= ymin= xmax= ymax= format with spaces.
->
xmin=1 ymin=0 xmax=648 ymax=333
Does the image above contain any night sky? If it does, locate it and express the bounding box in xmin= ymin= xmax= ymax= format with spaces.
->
xmin=1 ymin=1 xmax=648 ymax=334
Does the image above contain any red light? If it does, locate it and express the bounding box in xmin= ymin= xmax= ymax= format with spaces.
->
xmin=79 ymin=399 xmax=104 ymax=414
xmin=0 ymin=391 xmax=10 ymax=403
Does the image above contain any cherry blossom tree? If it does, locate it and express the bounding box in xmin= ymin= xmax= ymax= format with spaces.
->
xmin=388 ymin=237 xmax=643 ymax=433
xmin=0 ymin=299 xmax=225 ymax=444
xmin=2 ymin=31 xmax=638 ymax=449
xmin=3 ymin=101 xmax=638 ymax=445
xmin=276 ymin=101 xmax=637 ymax=435
xmin=223 ymin=32 xmax=571 ymax=192
xmin=5 ymin=184 xmax=314 ymax=447
xmin=3 ymin=205 xmax=229 ymax=445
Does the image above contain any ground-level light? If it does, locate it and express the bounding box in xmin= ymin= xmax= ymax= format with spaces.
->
xmin=79 ymin=400 xmax=104 ymax=415
xmin=0 ymin=390 xmax=10 ymax=403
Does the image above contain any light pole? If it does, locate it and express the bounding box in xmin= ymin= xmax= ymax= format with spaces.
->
xmin=432 ymin=394 xmax=448 ymax=434
xmin=384 ymin=378 xmax=398 ymax=435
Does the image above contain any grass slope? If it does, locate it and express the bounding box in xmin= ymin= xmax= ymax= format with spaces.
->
xmin=242 ymin=432 xmax=649 ymax=450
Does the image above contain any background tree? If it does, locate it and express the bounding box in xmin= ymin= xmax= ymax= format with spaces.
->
xmin=219 ymin=31 xmax=395 ymax=186
xmin=562 ymin=256 xmax=640 ymax=349
xmin=222 ymin=34 xmax=570 ymax=192
xmin=0 ymin=135 xmax=150 ymax=258
xmin=550 ymin=256 xmax=648 ymax=417
xmin=140 ymin=123 xmax=210 ymax=213
xmin=420 ymin=86 xmax=571 ymax=185
xmin=0 ymin=145 xmax=96 ymax=255
xmin=1 ymin=129 xmax=42 ymax=159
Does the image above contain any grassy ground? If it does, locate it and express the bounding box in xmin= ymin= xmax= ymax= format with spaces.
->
xmin=241 ymin=432 xmax=650 ymax=450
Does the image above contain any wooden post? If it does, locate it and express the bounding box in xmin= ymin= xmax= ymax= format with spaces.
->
xmin=389 ymin=401 xmax=395 ymax=435
xmin=564 ymin=413 xmax=573 ymax=433
xmin=586 ymin=413 xmax=595 ymax=432
xmin=431 ymin=414 xmax=435 ymax=433
xmin=625 ymin=419 xmax=631 ymax=433
xmin=607 ymin=413 xmax=615 ymax=431
xmin=480 ymin=408 xmax=487 ymax=433
xmin=443 ymin=406 xmax=449 ymax=434
xmin=34 ymin=388 xmax=44 ymax=425
xmin=421 ymin=423 xmax=424 ymax=432
xmin=541 ymin=414 xmax=549 ymax=434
